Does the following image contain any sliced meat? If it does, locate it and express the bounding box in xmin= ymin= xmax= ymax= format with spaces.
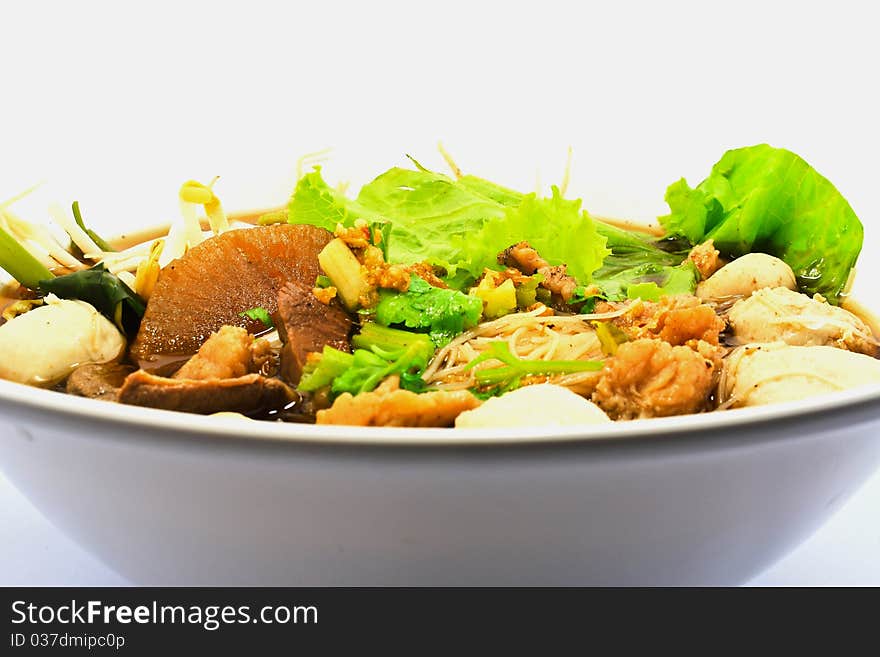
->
xmin=538 ymin=264 xmax=580 ymax=302
xmin=499 ymin=241 xmax=580 ymax=303
xmin=66 ymin=362 xmax=136 ymax=401
xmin=316 ymin=376 xmax=481 ymax=426
xmin=276 ymin=281 xmax=353 ymax=385
xmin=174 ymin=325 xmax=262 ymax=380
xmin=117 ymin=370 xmax=298 ymax=416
xmin=591 ymin=338 xmax=721 ymax=420
xmin=499 ymin=241 xmax=549 ymax=274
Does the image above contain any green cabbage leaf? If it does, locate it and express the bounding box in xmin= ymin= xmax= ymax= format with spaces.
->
xmin=659 ymin=144 xmax=863 ymax=303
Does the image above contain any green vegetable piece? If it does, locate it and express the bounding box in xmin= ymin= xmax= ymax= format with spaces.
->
xmin=258 ymin=209 xmax=288 ymax=225
xmin=288 ymin=166 xmax=376 ymax=232
xmin=595 ymin=261 xmax=698 ymax=302
xmin=299 ymin=325 xmax=435 ymax=397
xmin=38 ymin=263 xmax=145 ymax=337
xmin=592 ymin=221 xmax=687 ymax=278
xmin=658 ymin=144 xmax=863 ymax=303
xmin=455 ymin=175 xmax=524 ymax=206
xmin=371 ymin=221 xmax=393 ymax=261
xmin=474 ymin=278 xmax=517 ymax=319
xmin=298 ymin=346 xmax=355 ymax=392
xmin=514 ymin=274 xmax=542 ymax=309
xmin=0 ymin=225 xmax=54 ymax=289
xmin=375 ymin=274 xmax=483 ymax=346
xmin=72 ymin=201 xmax=115 ymax=253
xmin=464 ymin=341 xmax=603 ymax=393
xmin=353 ymin=322 xmax=435 ymax=362
xmin=356 ymin=167 xmax=507 ymax=286
xmin=592 ymin=321 xmax=629 ymax=356
xmin=239 ymin=307 xmax=274 ymax=329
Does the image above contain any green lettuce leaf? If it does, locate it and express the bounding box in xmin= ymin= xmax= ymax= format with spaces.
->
xmin=456 ymin=187 xmax=610 ymax=284
xmin=375 ymin=274 xmax=483 ymax=346
xmin=356 ymin=167 xmax=507 ymax=283
xmin=286 ymin=162 xmax=684 ymax=299
xmin=455 ymin=175 xmax=524 ymax=206
xmin=599 ymin=261 xmax=698 ymax=302
xmin=659 ymin=144 xmax=863 ymax=303
xmin=297 ymin=342 xmax=429 ymax=397
xmin=288 ymin=166 xmax=374 ymax=231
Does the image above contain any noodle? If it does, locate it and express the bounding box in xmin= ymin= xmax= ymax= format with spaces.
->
xmin=423 ymin=304 xmax=635 ymax=393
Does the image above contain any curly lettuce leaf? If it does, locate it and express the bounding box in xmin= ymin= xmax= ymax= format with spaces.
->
xmin=288 ymin=162 xmax=679 ymax=297
xmin=455 ymin=175 xmax=524 ymax=206
xmin=288 ymin=166 xmax=375 ymax=231
xmin=457 ymin=187 xmax=610 ymax=284
xmin=659 ymin=144 xmax=863 ymax=302
xmin=356 ymin=167 xmax=507 ymax=282
xmin=375 ymin=274 xmax=483 ymax=346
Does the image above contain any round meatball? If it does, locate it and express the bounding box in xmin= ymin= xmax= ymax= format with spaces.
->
xmin=697 ymin=253 xmax=796 ymax=300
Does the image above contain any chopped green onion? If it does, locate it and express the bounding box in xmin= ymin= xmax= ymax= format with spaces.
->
xmin=0 ymin=224 xmax=54 ymax=289
xmin=464 ymin=341 xmax=603 ymax=392
xmin=72 ymin=201 xmax=115 ymax=252
xmin=592 ymin=321 xmax=629 ymax=356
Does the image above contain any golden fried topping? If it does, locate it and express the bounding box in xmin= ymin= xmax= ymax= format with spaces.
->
xmin=688 ymin=239 xmax=723 ymax=280
xmin=591 ymin=338 xmax=721 ymax=420
xmin=312 ymin=286 xmax=338 ymax=305
xmin=316 ymin=376 xmax=481 ymax=426
xmin=173 ymin=325 xmax=267 ymax=380
xmin=598 ymin=295 xmax=725 ymax=346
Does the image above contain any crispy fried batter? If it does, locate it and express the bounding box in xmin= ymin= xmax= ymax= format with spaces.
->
xmin=316 ymin=376 xmax=482 ymax=426
xmin=334 ymin=221 xmax=372 ymax=249
xmin=358 ymin=244 xmax=447 ymax=299
xmin=313 ymin=286 xmax=338 ymax=305
xmin=598 ymin=295 xmax=725 ymax=346
xmin=688 ymin=239 xmax=723 ymax=280
xmin=591 ymin=338 xmax=721 ymax=419
xmin=173 ymin=326 xmax=266 ymax=380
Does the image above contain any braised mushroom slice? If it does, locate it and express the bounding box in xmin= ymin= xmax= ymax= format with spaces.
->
xmin=118 ymin=370 xmax=299 ymax=416
xmin=66 ymin=362 xmax=136 ymax=401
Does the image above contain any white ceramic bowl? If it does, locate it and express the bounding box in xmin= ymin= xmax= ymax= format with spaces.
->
xmin=2 ymin=376 xmax=880 ymax=585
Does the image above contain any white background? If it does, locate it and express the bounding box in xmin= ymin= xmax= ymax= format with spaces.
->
xmin=1 ymin=0 xmax=878 ymax=585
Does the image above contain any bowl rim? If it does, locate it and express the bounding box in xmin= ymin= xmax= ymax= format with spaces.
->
xmin=3 ymin=376 xmax=880 ymax=450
